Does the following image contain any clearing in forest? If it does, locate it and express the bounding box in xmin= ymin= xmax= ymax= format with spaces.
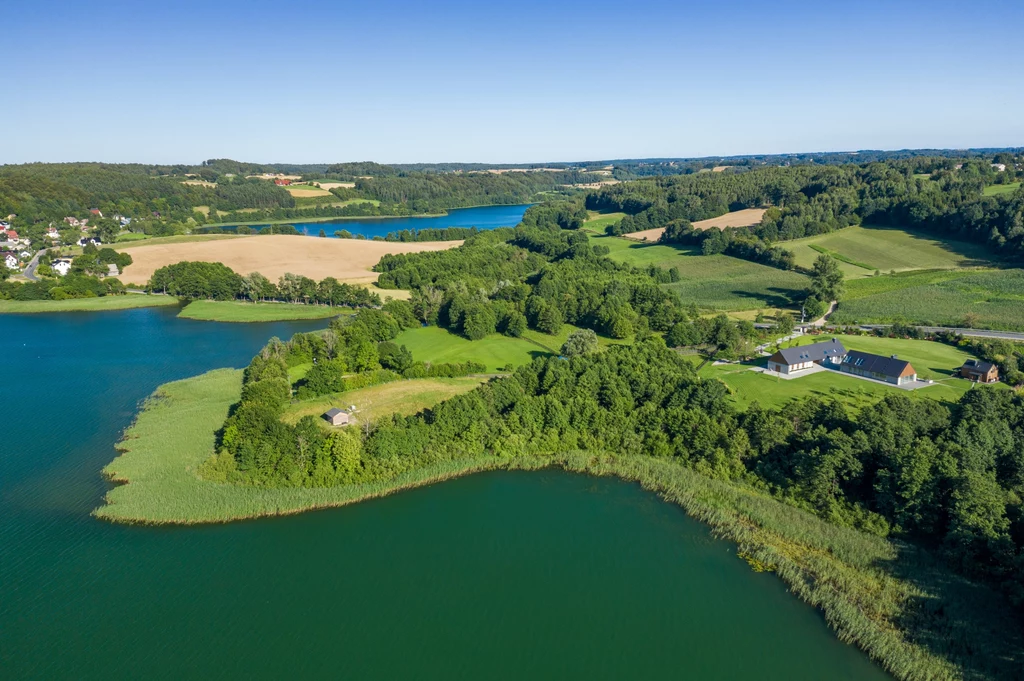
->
xmin=286 ymin=184 xmax=333 ymax=197
xmin=115 ymin=234 xmax=460 ymax=286
xmin=625 ymin=208 xmax=767 ymax=241
xmin=590 ymin=233 xmax=807 ymax=311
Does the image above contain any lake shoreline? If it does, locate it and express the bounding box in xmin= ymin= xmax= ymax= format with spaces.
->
xmin=95 ymin=368 xmax=1023 ymax=681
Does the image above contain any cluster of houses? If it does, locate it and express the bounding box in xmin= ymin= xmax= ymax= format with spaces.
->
xmin=766 ymin=338 xmax=999 ymax=386
xmin=1 ymin=225 xmax=32 ymax=271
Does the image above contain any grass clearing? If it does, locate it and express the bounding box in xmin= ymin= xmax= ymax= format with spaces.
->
xmin=787 ymin=225 xmax=995 ymax=278
xmin=626 ymin=208 xmax=767 ymax=241
xmin=0 ymin=295 xmax=179 ymax=314
xmin=178 ymin=300 xmax=350 ymax=322
xmin=114 ymin=232 xmax=152 ymax=242
xmin=983 ymin=182 xmax=1020 ymax=196
xmin=582 ymin=210 xmax=627 ymax=233
xmin=281 ymin=376 xmax=487 ymax=425
xmin=832 ymin=269 xmax=1024 ymax=331
xmin=589 ymin=233 xmax=808 ymax=310
xmin=285 ymin=185 xmax=333 ymax=197
xmin=395 ymin=325 xmax=553 ymax=371
xmin=95 ymin=369 xmax=1023 ymax=681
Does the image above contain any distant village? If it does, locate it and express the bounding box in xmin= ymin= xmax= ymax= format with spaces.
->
xmin=0 ymin=209 xmax=130 ymax=278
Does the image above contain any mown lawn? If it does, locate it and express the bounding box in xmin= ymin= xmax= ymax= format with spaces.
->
xmin=0 ymin=294 xmax=179 ymax=314
xmin=590 ymin=233 xmax=808 ymax=311
xmin=786 ymin=225 xmax=995 ymax=278
xmin=178 ymin=300 xmax=350 ymax=322
xmin=702 ymin=333 xmax=997 ymax=410
xmin=832 ymin=269 xmax=1024 ymax=331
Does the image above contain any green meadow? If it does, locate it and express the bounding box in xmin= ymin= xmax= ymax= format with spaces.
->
xmin=832 ymin=269 xmax=1024 ymax=330
xmin=786 ymin=225 xmax=994 ymax=278
xmin=0 ymin=294 xmax=179 ymax=314
xmin=394 ymin=325 xmax=555 ymax=371
xmin=983 ymin=182 xmax=1020 ymax=196
xmin=590 ymin=233 xmax=809 ymax=311
xmin=178 ymin=300 xmax=349 ymax=322
xmin=582 ymin=210 xmax=627 ymax=233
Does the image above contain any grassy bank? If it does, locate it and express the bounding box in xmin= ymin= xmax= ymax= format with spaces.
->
xmin=178 ymin=299 xmax=349 ymax=322
xmin=0 ymin=295 xmax=179 ymax=314
xmin=96 ymin=368 xmax=1023 ymax=681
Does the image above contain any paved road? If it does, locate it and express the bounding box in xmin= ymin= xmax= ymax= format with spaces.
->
xmin=20 ymin=249 xmax=45 ymax=281
xmin=857 ymin=324 xmax=1024 ymax=342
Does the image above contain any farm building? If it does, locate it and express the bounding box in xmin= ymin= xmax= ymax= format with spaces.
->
xmin=767 ymin=338 xmax=847 ymax=374
xmin=321 ymin=408 xmax=350 ymax=426
xmin=841 ymin=351 xmax=917 ymax=385
xmin=959 ymin=359 xmax=999 ymax=383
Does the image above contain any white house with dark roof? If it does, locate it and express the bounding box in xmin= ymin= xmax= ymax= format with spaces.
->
xmin=767 ymin=338 xmax=847 ymax=374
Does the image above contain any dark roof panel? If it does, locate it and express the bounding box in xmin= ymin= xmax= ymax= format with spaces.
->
xmin=842 ymin=350 xmax=914 ymax=378
xmin=775 ymin=339 xmax=847 ymax=365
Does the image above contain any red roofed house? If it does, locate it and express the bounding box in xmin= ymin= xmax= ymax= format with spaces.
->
xmin=274 ymin=178 xmax=292 ymax=186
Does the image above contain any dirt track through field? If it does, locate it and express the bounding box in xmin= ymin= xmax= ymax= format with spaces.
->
xmin=115 ymin=235 xmax=460 ymax=285
xmin=625 ymin=208 xmax=767 ymax=242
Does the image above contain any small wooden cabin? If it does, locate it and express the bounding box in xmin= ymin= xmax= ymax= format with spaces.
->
xmin=959 ymin=359 xmax=999 ymax=383
xmin=322 ymin=408 xmax=350 ymax=426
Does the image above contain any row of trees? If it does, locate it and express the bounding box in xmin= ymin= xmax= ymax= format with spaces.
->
xmin=147 ymin=261 xmax=382 ymax=307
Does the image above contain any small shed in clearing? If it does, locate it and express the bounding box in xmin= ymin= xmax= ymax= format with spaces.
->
xmin=322 ymin=408 xmax=350 ymax=426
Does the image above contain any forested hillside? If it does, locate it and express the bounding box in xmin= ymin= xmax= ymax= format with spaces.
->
xmin=588 ymin=156 xmax=1024 ymax=261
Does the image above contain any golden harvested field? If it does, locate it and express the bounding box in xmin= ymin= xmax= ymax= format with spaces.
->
xmin=115 ymin=235 xmax=460 ymax=286
xmin=286 ymin=185 xmax=332 ymax=197
xmin=625 ymin=208 xmax=767 ymax=241
xmin=182 ymin=179 xmax=216 ymax=187
xmin=316 ymin=181 xmax=355 ymax=190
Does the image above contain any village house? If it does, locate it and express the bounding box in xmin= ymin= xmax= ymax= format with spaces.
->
xmin=90 ymin=209 xmax=103 ymax=217
xmin=3 ymin=251 xmax=20 ymax=270
xmin=767 ymin=338 xmax=847 ymax=374
xmin=274 ymin=178 xmax=292 ymax=186
xmin=46 ymin=226 xmax=60 ymax=240
xmin=78 ymin=236 xmax=101 ymax=247
xmin=51 ymin=259 xmax=72 ymax=276
xmin=63 ymin=216 xmax=82 ymax=228
xmin=841 ymin=351 xmax=918 ymax=385
xmin=959 ymin=359 xmax=999 ymax=383
xmin=321 ymin=408 xmax=350 ymax=426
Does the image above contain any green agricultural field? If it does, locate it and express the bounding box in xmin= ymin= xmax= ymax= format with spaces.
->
xmin=832 ymin=269 xmax=1024 ymax=331
xmin=787 ymin=225 xmax=994 ymax=278
xmin=702 ymin=334 xmax=992 ymax=410
xmin=280 ymin=376 xmax=487 ymax=425
xmin=394 ymin=325 xmax=555 ymax=371
xmin=178 ymin=300 xmax=349 ymax=322
xmin=582 ymin=210 xmax=626 ymax=233
xmin=0 ymin=294 xmax=179 ymax=314
xmin=983 ymin=182 xmax=1021 ymax=196
xmin=591 ymin=233 xmax=808 ymax=311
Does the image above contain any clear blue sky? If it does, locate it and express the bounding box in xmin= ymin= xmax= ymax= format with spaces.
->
xmin=3 ymin=0 xmax=1022 ymax=164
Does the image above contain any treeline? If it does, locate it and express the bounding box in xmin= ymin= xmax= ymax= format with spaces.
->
xmin=352 ymin=170 xmax=598 ymax=213
xmin=0 ymin=273 xmax=125 ymax=301
xmin=147 ymin=261 xmax=381 ymax=307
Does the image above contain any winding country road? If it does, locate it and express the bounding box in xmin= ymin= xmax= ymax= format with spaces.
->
xmin=20 ymin=249 xmax=45 ymax=282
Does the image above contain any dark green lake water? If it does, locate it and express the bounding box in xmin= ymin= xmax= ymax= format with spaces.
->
xmin=1 ymin=309 xmax=891 ymax=680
